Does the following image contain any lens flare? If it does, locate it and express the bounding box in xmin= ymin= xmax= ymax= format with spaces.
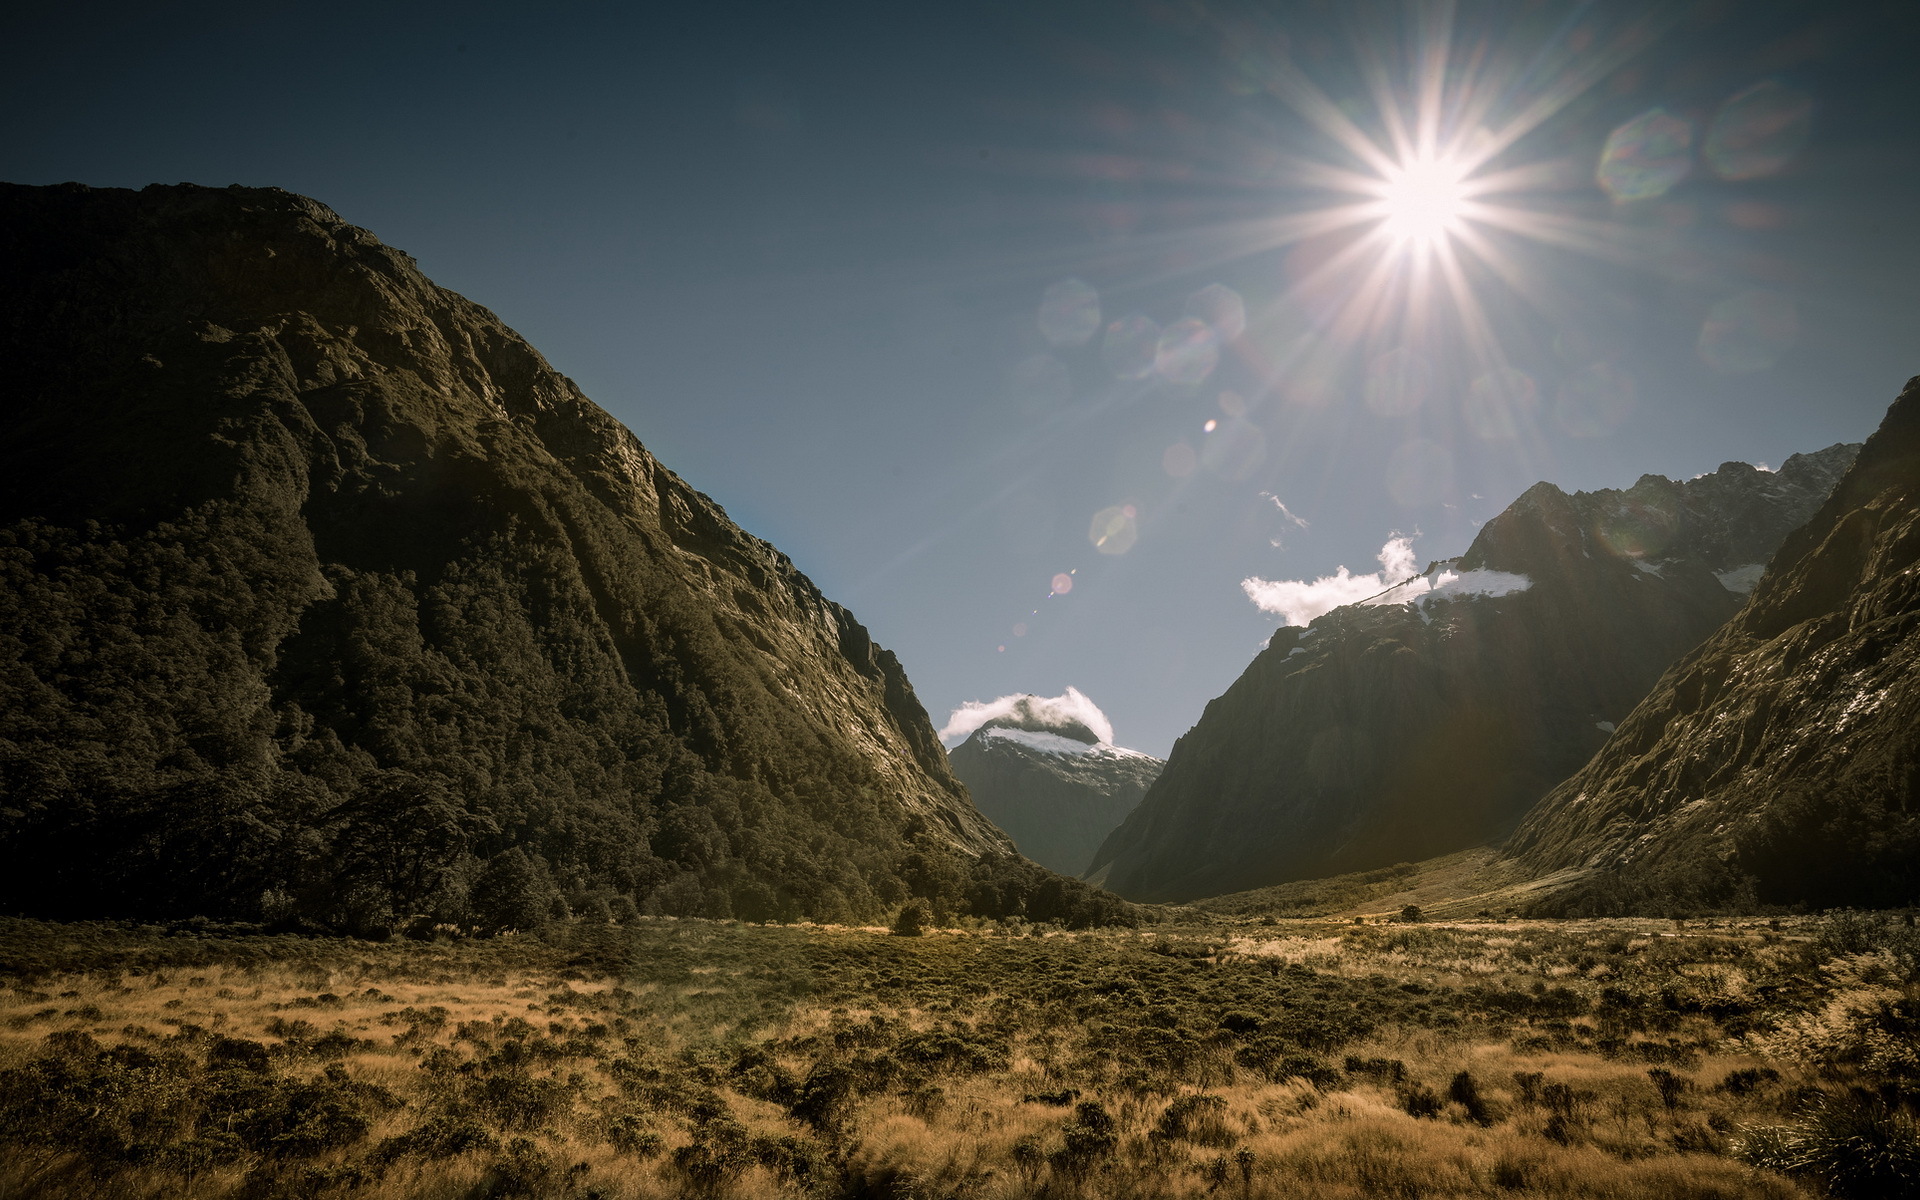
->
xmin=1185 ymin=283 xmax=1248 ymax=341
xmin=1089 ymin=504 xmax=1139 ymax=555
xmin=1155 ymin=317 xmax=1221 ymax=384
xmin=1197 ymin=1 xmax=1684 ymax=437
xmin=1596 ymin=109 xmax=1692 ymax=201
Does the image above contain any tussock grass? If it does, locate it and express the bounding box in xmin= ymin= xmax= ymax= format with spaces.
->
xmin=1 ymin=912 xmax=1912 ymax=1197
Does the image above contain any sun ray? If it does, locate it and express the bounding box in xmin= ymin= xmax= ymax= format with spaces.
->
xmin=1198 ymin=0 xmax=1700 ymax=418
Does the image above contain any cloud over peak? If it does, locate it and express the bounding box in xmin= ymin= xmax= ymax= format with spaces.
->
xmin=940 ymin=686 xmax=1115 ymax=746
xmin=1242 ymin=536 xmax=1530 ymax=627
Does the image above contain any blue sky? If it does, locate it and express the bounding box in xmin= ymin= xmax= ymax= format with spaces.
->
xmin=7 ymin=0 xmax=1917 ymax=756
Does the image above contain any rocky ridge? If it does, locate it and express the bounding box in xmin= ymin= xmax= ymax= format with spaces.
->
xmin=1087 ymin=445 xmax=1858 ymax=903
xmin=1507 ymin=379 xmax=1920 ymax=911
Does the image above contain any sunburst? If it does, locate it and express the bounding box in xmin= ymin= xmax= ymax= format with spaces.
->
xmin=1214 ymin=1 xmax=1669 ymax=389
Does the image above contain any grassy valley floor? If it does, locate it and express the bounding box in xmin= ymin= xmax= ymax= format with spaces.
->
xmin=1 ymin=912 xmax=1916 ymax=1199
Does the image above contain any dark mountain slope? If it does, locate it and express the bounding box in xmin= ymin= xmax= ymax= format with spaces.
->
xmin=946 ymin=707 xmax=1163 ymax=876
xmin=1508 ymin=378 xmax=1920 ymax=912
xmin=0 ymin=182 xmax=1131 ymax=931
xmin=1088 ymin=447 xmax=1856 ymax=903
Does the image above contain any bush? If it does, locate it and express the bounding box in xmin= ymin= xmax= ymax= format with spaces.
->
xmin=1153 ymin=1094 xmax=1234 ymax=1146
xmin=1449 ymin=1070 xmax=1492 ymax=1125
xmin=373 ymin=1113 xmax=498 ymax=1162
xmin=1398 ymin=1082 xmax=1443 ymax=1119
xmin=1054 ymin=1100 xmax=1117 ymax=1171
xmin=891 ymin=901 xmax=930 ymax=938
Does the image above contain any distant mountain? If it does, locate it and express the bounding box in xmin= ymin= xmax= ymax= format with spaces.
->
xmin=947 ymin=701 xmax=1162 ymax=875
xmin=1087 ymin=444 xmax=1859 ymax=903
xmin=1508 ymin=379 xmax=1920 ymax=913
xmin=0 ymin=183 xmax=1133 ymax=932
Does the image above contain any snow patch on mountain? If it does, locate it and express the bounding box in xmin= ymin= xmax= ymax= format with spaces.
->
xmin=980 ymin=727 xmax=1158 ymax=760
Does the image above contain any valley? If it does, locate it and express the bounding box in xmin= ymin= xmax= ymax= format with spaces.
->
xmin=1 ymin=181 xmax=1915 ymax=1199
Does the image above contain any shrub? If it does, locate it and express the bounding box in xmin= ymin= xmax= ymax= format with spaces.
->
xmin=468 ymin=1072 xmax=568 ymax=1131
xmin=1153 ymin=1094 xmax=1235 ymax=1146
xmin=1816 ymin=911 xmax=1889 ymax=958
xmin=603 ymin=1111 xmax=663 ymax=1157
xmin=891 ymin=902 xmax=930 ymax=938
xmin=1648 ymin=1068 xmax=1689 ymax=1111
xmin=1399 ymin=1082 xmax=1443 ymax=1119
xmin=788 ymin=1062 xmax=857 ymax=1134
xmin=481 ymin=1136 xmax=553 ymax=1199
xmin=1345 ymin=1056 xmax=1407 ymax=1083
xmin=1718 ymin=1067 xmax=1780 ymax=1096
xmin=373 ymin=1113 xmax=498 ymax=1162
xmin=1054 ymin=1100 xmax=1118 ymax=1171
xmin=1448 ymin=1070 xmax=1492 ymax=1125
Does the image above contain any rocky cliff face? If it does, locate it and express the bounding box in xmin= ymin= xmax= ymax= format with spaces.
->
xmin=947 ymin=716 xmax=1162 ymax=876
xmin=1508 ymin=379 xmax=1920 ymax=912
xmin=1087 ymin=445 xmax=1858 ymax=903
xmin=0 ymin=182 xmax=1038 ymax=929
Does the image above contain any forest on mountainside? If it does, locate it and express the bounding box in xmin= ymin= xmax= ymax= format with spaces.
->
xmin=0 ymin=183 xmax=1135 ymax=936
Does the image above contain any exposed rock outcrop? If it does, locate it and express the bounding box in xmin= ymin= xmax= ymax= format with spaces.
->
xmin=1087 ymin=445 xmax=1858 ymax=903
xmin=1508 ymin=379 xmax=1920 ymax=911
xmin=0 ymin=182 xmax=1025 ymax=928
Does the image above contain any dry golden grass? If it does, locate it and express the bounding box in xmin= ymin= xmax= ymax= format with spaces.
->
xmin=1 ymin=913 xmax=1908 ymax=1198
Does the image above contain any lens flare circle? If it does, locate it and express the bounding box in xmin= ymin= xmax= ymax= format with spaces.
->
xmin=1089 ymin=504 xmax=1139 ymax=555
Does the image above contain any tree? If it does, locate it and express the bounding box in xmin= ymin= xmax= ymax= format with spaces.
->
xmin=469 ymin=847 xmax=553 ymax=933
xmin=328 ymin=770 xmax=492 ymax=926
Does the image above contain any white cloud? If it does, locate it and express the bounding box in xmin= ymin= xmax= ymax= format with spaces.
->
xmin=1261 ymin=492 xmax=1310 ymax=529
xmin=1376 ymin=534 xmax=1418 ymax=580
xmin=939 ymin=686 xmax=1115 ymax=746
xmin=1259 ymin=493 xmax=1310 ymax=549
xmin=1242 ymin=535 xmax=1531 ymax=627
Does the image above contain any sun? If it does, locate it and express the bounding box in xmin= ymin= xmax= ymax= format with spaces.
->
xmin=1375 ymin=153 xmax=1469 ymax=248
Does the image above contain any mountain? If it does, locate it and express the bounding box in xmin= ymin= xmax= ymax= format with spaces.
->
xmin=945 ymin=697 xmax=1162 ymax=875
xmin=1507 ymin=378 xmax=1920 ymax=913
xmin=1087 ymin=444 xmax=1859 ymax=903
xmin=0 ymin=182 xmax=1133 ymax=933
